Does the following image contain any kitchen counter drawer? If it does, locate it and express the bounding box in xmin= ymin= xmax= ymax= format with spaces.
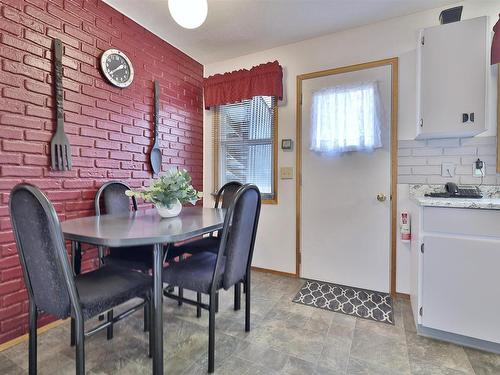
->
xmin=423 ymin=207 xmax=500 ymax=238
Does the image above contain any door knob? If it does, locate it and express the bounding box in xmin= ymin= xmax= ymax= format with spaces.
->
xmin=377 ymin=193 xmax=387 ymax=202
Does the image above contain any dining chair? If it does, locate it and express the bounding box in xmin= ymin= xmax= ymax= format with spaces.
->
xmin=94 ymin=181 xmax=186 ymax=336
xmin=170 ymin=181 xmax=243 ymax=317
xmin=9 ymin=183 xmax=154 ymax=375
xmin=162 ymin=184 xmax=261 ymax=373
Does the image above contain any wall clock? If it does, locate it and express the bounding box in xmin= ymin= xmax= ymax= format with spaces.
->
xmin=100 ymin=49 xmax=134 ymax=88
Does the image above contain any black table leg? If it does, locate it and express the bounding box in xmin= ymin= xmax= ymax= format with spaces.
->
xmin=152 ymin=243 xmax=164 ymax=375
xmin=70 ymin=241 xmax=81 ymax=347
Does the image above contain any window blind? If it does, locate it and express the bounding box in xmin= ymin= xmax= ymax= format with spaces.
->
xmin=213 ymin=96 xmax=277 ymax=200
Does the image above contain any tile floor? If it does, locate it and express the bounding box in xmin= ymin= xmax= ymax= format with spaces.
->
xmin=1 ymin=271 xmax=499 ymax=374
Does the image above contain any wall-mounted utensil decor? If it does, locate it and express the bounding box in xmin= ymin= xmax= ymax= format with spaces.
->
xmin=150 ymin=80 xmax=162 ymax=175
xmin=50 ymin=39 xmax=72 ymax=171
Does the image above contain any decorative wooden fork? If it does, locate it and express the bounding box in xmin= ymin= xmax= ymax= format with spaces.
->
xmin=50 ymin=38 xmax=72 ymax=171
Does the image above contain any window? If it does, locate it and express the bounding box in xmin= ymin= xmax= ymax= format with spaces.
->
xmin=310 ymin=81 xmax=382 ymax=154
xmin=214 ymin=96 xmax=278 ymax=203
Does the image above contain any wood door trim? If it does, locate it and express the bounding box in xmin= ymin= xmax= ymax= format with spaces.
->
xmin=295 ymin=57 xmax=399 ymax=296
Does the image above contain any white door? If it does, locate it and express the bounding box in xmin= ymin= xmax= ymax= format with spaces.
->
xmin=301 ymin=65 xmax=392 ymax=293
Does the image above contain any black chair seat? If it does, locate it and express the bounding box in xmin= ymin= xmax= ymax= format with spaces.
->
xmin=163 ymin=252 xmax=225 ymax=294
xmin=171 ymin=237 xmax=220 ymax=256
xmin=76 ymin=266 xmax=152 ymax=320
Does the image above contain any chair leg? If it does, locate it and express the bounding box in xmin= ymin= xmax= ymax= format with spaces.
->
xmin=148 ymin=296 xmax=154 ymax=358
xmin=245 ymin=276 xmax=251 ymax=332
xmin=28 ymin=300 xmax=37 ymax=375
xmin=215 ymin=292 xmax=219 ymax=313
xmin=196 ymin=293 xmax=202 ymax=318
xmin=106 ymin=310 xmax=113 ymax=340
xmin=234 ymin=282 xmax=241 ymax=311
xmin=178 ymin=255 xmax=185 ymax=306
xmin=70 ymin=318 xmax=75 ymax=346
xmin=75 ymin=318 xmax=85 ymax=375
xmin=144 ymin=302 xmax=150 ymax=332
xmin=208 ymin=292 xmax=216 ymax=373
xmin=178 ymin=287 xmax=183 ymax=306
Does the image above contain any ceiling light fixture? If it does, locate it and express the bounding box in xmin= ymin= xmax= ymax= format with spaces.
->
xmin=168 ymin=0 xmax=208 ymax=29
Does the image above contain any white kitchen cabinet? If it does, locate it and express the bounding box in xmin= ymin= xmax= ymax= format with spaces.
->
xmin=416 ymin=16 xmax=488 ymax=139
xmin=421 ymin=235 xmax=500 ymax=343
xmin=409 ymin=202 xmax=500 ymax=350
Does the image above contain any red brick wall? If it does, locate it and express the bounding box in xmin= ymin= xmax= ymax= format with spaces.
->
xmin=0 ymin=0 xmax=203 ymax=344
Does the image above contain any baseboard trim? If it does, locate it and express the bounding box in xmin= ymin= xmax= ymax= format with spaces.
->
xmin=0 ymin=319 xmax=67 ymax=353
xmin=395 ymin=292 xmax=410 ymax=300
xmin=251 ymin=266 xmax=297 ymax=278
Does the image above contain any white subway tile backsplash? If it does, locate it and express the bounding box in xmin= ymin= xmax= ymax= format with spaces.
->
xmin=412 ymin=147 xmax=443 ymax=156
xmin=427 ymin=138 xmax=460 ymax=147
xmin=398 ymin=148 xmax=412 ymax=157
xmin=460 ymin=137 xmax=496 ymax=146
xmin=399 ymin=175 xmax=427 ymax=184
xmin=427 ymin=175 xmax=458 ymax=184
xmin=462 ymin=155 xmax=497 ymax=165
xmin=459 ymin=176 xmax=497 ymax=185
xmin=412 ymin=165 xmax=441 ymax=175
xmin=454 ymin=165 xmax=472 ymax=175
xmin=397 ymin=136 xmax=498 ymax=185
xmin=398 ymin=156 xmax=427 ymax=166
xmin=426 ymin=156 xmax=461 ymax=165
xmin=443 ymin=146 xmax=477 ymax=156
xmin=398 ymin=140 xmax=426 ymax=149
xmin=398 ymin=166 xmax=412 ymax=175
xmin=477 ymin=145 xmax=497 ymax=156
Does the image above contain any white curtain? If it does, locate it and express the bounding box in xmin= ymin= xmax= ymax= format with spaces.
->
xmin=310 ymin=81 xmax=383 ymax=154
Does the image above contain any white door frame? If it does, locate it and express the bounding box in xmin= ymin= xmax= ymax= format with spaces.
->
xmin=295 ymin=57 xmax=399 ymax=295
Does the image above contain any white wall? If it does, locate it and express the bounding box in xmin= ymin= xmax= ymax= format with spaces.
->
xmin=203 ymin=0 xmax=499 ymax=293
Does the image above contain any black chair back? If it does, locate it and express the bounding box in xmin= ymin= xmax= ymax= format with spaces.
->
xmin=215 ymin=181 xmax=243 ymax=209
xmin=9 ymin=184 xmax=77 ymax=318
xmin=211 ymin=181 xmax=243 ymax=240
xmin=95 ymin=181 xmax=137 ymax=216
xmin=217 ymin=184 xmax=261 ymax=290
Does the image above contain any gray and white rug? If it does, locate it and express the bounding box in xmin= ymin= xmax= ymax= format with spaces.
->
xmin=293 ymin=280 xmax=394 ymax=325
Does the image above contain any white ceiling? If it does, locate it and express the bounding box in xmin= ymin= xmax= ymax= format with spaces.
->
xmin=104 ymin=0 xmax=457 ymax=64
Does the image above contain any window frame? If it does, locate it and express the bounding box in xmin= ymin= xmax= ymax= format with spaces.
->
xmin=213 ymin=96 xmax=279 ymax=204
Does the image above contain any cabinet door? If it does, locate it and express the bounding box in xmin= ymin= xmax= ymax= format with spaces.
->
xmin=417 ymin=17 xmax=487 ymax=139
xmin=422 ymin=236 xmax=500 ymax=343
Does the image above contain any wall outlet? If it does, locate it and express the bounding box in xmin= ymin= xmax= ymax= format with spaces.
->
xmin=280 ymin=167 xmax=294 ymax=179
xmin=441 ymin=163 xmax=455 ymax=177
xmin=473 ymin=160 xmax=485 ymax=177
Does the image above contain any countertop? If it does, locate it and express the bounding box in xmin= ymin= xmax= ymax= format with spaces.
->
xmin=411 ymin=196 xmax=500 ymax=210
xmin=409 ymin=184 xmax=500 ymax=210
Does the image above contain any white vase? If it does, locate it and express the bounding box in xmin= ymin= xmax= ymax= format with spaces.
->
xmin=155 ymin=199 xmax=182 ymax=218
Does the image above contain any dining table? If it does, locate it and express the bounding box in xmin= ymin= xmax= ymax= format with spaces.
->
xmin=61 ymin=206 xmax=225 ymax=375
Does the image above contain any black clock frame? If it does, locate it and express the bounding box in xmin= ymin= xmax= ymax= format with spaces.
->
xmin=100 ymin=48 xmax=134 ymax=88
